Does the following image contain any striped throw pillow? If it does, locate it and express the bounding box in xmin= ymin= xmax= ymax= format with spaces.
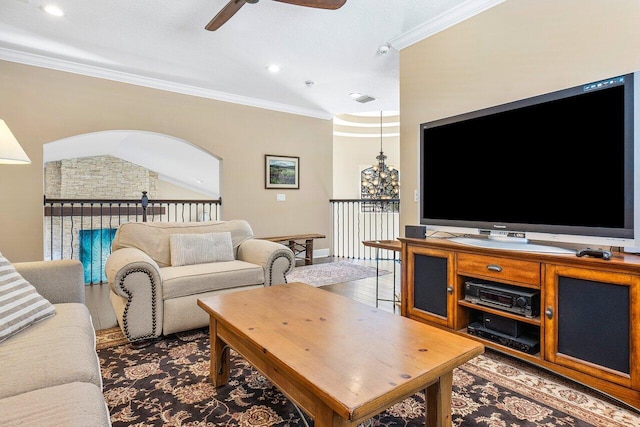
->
xmin=0 ymin=252 xmax=56 ymax=343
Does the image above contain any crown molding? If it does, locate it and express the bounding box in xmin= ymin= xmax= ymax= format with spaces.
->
xmin=0 ymin=47 xmax=334 ymax=120
xmin=334 ymin=117 xmax=400 ymax=128
xmin=389 ymin=0 xmax=506 ymax=50
xmin=333 ymin=131 xmax=400 ymax=138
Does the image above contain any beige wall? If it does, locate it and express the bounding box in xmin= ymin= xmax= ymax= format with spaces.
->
xmin=399 ymin=0 xmax=640 ymax=229
xmin=157 ymin=179 xmax=210 ymax=199
xmin=0 ymin=61 xmax=333 ymax=261
xmin=333 ymin=114 xmax=400 ymax=199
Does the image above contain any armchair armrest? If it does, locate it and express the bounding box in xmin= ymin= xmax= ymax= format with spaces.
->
xmin=236 ymin=239 xmax=295 ymax=285
xmin=105 ymin=247 xmax=163 ymax=341
xmin=13 ymin=259 xmax=84 ymax=304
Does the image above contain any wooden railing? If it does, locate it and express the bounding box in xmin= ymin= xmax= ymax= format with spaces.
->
xmin=44 ymin=195 xmax=399 ymax=284
xmin=330 ymin=199 xmax=400 ymax=261
xmin=44 ymin=192 xmax=222 ymax=285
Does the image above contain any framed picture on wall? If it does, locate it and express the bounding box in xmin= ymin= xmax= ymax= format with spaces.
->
xmin=265 ymin=154 xmax=299 ymax=189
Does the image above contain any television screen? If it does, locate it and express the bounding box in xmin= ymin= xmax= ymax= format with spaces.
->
xmin=420 ymin=73 xmax=635 ymax=252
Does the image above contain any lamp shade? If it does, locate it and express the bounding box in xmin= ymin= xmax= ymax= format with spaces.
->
xmin=0 ymin=119 xmax=31 ymax=164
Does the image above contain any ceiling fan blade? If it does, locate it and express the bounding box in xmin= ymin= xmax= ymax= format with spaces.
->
xmin=273 ymin=0 xmax=346 ymax=10
xmin=205 ymin=0 xmax=247 ymax=31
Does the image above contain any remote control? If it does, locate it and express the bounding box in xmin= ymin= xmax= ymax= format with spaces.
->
xmin=576 ymin=248 xmax=612 ymax=260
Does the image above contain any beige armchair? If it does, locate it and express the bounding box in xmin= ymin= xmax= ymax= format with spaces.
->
xmin=105 ymin=220 xmax=295 ymax=342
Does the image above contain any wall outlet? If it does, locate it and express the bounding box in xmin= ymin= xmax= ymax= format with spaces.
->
xmin=276 ymin=194 xmax=286 ymax=202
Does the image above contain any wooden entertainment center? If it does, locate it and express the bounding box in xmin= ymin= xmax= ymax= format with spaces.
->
xmin=399 ymin=237 xmax=640 ymax=409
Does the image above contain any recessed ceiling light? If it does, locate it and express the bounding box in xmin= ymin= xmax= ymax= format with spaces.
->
xmin=266 ymin=64 xmax=281 ymax=73
xmin=40 ymin=4 xmax=64 ymax=17
xmin=194 ymin=178 xmax=203 ymax=184
xmin=349 ymin=92 xmax=362 ymax=99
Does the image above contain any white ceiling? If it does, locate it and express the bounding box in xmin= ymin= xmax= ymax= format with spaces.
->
xmin=0 ymin=0 xmax=505 ymax=119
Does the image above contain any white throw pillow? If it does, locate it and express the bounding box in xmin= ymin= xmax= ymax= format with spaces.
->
xmin=170 ymin=232 xmax=235 ymax=266
xmin=0 ymin=252 xmax=56 ymax=343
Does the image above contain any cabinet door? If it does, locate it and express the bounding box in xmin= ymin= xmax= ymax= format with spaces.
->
xmin=406 ymin=245 xmax=455 ymax=328
xmin=544 ymin=265 xmax=640 ymax=389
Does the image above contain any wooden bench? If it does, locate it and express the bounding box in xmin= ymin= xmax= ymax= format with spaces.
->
xmin=258 ymin=233 xmax=326 ymax=265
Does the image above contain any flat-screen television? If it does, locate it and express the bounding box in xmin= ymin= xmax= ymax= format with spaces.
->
xmin=420 ymin=73 xmax=638 ymax=253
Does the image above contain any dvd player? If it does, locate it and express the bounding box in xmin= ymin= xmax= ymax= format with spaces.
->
xmin=467 ymin=322 xmax=539 ymax=354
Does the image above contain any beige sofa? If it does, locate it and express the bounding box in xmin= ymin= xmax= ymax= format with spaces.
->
xmin=105 ymin=220 xmax=295 ymax=343
xmin=0 ymin=259 xmax=110 ymax=426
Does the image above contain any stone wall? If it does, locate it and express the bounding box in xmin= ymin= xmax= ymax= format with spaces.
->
xmin=44 ymin=156 xmax=159 ymax=280
xmin=45 ymin=155 xmax=158 ymax=198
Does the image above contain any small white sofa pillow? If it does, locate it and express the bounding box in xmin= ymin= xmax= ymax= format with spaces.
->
xmin=170 ymin=232 xmax=235 ymax=266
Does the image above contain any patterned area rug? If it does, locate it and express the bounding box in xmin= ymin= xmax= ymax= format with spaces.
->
xmin=97 ymin=328 xmax=640 ymax=426
xmin=285 ymin=260 xmax=391 ymax=287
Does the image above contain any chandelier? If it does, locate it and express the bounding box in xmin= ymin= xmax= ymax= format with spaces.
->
xmin=360 ymin=111 xmax=399 ymax=200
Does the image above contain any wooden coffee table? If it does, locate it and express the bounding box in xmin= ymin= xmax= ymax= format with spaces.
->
xmin=197 ymin=282 xmax=483 ymax=427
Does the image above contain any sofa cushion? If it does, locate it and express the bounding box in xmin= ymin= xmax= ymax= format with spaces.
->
xmin=161 ymin=260 xmax=264 ymax=300
xmin=0 ymin=251 xmax=56 ymax=343
xmin=112 ymin=220 xmax=254 ymax=267
xmin=170 ymin=231 xmax=234 ymax=266
xmin=0 ymin=382 xmax=110 ymax=427
xmin=0 ymin=303 xmax=101 ymax=399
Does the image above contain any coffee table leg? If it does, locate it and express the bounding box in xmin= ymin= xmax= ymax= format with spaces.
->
xmin=425 ymin=371 xmax=453 ymax=427
xmin=209 ymin=317 xmax=229 ymax=386
xmin=312 ymin=406 xmax=349 ymax=427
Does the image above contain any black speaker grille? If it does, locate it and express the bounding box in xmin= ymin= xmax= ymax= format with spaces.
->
xmin=557 ymin=277 xmax=629 ymax=374
xmin=413 ymin=254 xmax=447 ymax=317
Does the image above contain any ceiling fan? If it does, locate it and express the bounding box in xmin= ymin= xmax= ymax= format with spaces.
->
xmin=205 ymin=0 xmax=346 ymax=31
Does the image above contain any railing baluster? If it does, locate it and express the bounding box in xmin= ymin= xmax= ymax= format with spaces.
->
xmin=48 ymin=199 xmax=53 ymax=261
xmin=90 ymin=202 xmax=94 ymax=284
xmin=59 ymin=203 xmax=64 ymax=261
xmin=329 ymin=199 xmax=400 ymax=260
xmin=340 ymin=201 xmax=345 ymax=258
xmin=99 ymin=203 xmax=104 ymax=285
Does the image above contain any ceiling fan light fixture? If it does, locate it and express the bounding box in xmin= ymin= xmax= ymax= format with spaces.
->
xmin=206 ymin=0 xmax=345 ymax=31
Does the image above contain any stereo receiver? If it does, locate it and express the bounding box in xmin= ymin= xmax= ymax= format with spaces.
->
xmin=464 ymin=280 xmax=540 ymax=318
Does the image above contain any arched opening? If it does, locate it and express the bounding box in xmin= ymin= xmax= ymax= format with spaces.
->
xmin=42 ymin=130 xmax=222 ymax=282
xmin=43 ymin=130 xmax=221 ymax=198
